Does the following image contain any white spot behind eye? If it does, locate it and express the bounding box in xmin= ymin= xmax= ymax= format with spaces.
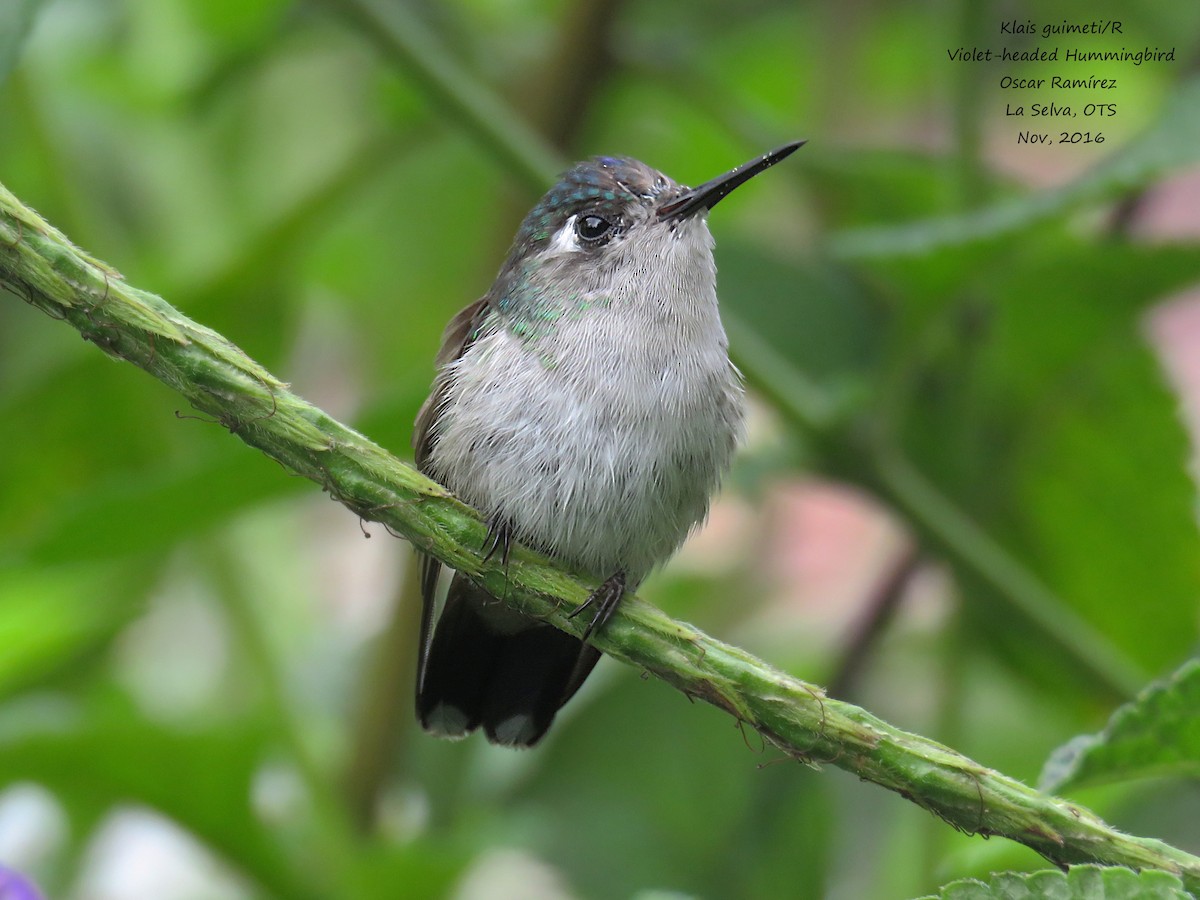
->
xmin=547 ymin=215 xmax=580 ymax=255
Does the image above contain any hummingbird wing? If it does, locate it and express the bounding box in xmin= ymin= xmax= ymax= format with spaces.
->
xmin=412 ymin=295 xmax=493 ymax=715
xmin=413 ymin=295 xmax=492 ymax=468
xmin=411 ymin=294 xmax=601 ymax=746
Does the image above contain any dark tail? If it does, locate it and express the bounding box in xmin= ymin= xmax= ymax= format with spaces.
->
xmin=416 ymin=564 xmax=600 ymax=747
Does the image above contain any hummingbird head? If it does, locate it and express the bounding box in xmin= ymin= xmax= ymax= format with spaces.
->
xmin=489 ymin=141 xmax=804 ymax=338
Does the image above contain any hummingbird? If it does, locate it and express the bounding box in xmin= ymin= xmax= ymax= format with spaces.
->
xmin=413 ymin=141 xmax=804 ymax=747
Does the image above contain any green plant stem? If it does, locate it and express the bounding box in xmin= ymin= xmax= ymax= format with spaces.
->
xmin=202 ymin=541 xmax=359 ymax=886
xmin=343 ymin=561 xmax=423 ymax=833
xmin=827 ymin=544 xmax=920 ymax=699
xmin=518 ymin=0 xmax=627 ymax=152
xmin=951 ymin=0 xmax=988 ymax=209
xmin=3 ymin=182 xmax=1199 ymax=892
xmin=318 ymin=0 xmax=562 ymax=192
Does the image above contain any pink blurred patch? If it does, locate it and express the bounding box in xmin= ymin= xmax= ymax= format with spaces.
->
xmin=760 ymin=480 xmax=909 ymax=628
xmin=1147 ymin=286 xmax=1200 ymax=458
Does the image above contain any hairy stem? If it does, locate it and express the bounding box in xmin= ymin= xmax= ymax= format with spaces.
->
xmin=2 ymin=182 xmax=1198 ymax=891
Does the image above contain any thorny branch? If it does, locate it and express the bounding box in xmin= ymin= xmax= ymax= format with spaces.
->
xmin=2 ymin=181 xmax=1199 ymax=892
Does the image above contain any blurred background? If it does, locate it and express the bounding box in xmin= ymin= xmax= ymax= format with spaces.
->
xmin=1 ymin=0 xmax=1199 ymax=897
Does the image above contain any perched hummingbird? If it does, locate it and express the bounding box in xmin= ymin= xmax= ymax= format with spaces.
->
xmin=413 ymin=141 xmax=804 ymax=747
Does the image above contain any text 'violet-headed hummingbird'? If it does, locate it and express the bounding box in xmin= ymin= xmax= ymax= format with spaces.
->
xmin=413 ymin=141 xmax=804 ymax=747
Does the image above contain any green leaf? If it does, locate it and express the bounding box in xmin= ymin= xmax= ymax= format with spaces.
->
xmin=1008 ymin=332 xmax=1200 ymax=670
xmin=998 ymin=245 xmax=1200 ymax=673
xmin=1040 ymin=660 xmax=1200 ymax=793
xmin=894 ymin=239 xmax=1200 ymax=694
xmin=915 ymin=865 xmax=1196 ymax=899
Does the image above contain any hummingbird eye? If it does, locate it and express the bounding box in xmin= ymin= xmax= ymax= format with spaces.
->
xmin=575 ymin=213 xmax=615 ymax=245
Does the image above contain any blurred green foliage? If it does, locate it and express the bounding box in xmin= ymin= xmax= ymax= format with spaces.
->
xmin=1041 ymin=660 xmax=1200 ymax=794
xmin=917 ymin=865 xmax=1195 ymax=900
xmin=1 ymin=0 xmax=1199 ymax=897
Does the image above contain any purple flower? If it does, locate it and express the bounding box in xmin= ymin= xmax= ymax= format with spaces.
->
xmin=0 ymin=867 xmax=42 ymax=900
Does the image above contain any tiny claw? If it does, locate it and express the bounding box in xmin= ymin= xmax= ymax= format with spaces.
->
xmin=569 ymin=571 xmax=626 ymax=640
xmin=482 ymin=517 xmax=515 ymax=602
xmin=482 ymin=518 xmax=512 ymax=567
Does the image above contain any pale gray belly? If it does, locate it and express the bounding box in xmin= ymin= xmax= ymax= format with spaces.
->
xmin=426 ymin=330 xmax=743 ymax=584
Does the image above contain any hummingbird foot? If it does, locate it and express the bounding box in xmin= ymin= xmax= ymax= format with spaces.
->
xmin=569 ymin=570 xmax=627 ymax=641
xmin=482 ymin=516 xmax=513 ymax=568
xmin=481 ymin=516 xmax=515 ymax=603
